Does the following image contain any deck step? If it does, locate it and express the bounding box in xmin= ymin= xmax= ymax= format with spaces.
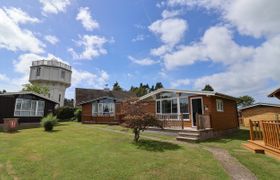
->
xmin=176 ymin=136 xmax=199 ymax=143
xmin=243 ymin=143 xmax=265 ymax=154
xmin=178 ymin=132 xmax=200 ymax=137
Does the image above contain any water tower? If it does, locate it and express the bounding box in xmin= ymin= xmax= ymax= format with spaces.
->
xmin=29 ymin=59 xmax=72 ymax=107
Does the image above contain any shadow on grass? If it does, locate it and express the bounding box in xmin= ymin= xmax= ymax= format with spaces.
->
xmin=201 ymin=128 xmax=250 ymax=144
xmin=133 ymin=139 xmax=181 ymax=152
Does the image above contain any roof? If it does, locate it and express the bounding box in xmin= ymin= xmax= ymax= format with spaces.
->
xmin=138 ymin=88 xmax=237 ymax=101
xmin=268 ymin=88 xmax=280 ymax=99
xmin=0 ymin=91 xmax=59 ymax=104
xmin=75 ymin=88 xmax=137 ymax=105
xmin=239 ymin=103 xmax=280 ymax=111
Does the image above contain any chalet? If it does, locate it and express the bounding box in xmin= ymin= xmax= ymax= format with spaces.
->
xmin=243 ymin=89 xmax=280 ymax=159
xmin=239 ymin=103 xmax=280 ymax=127
xmin=75 ymin=88 xmax=136 ymax=124
xmin=0 ymin=92 xmax=58 ymax=124
xmin=138 ymin=88 xmax=239 ymax=141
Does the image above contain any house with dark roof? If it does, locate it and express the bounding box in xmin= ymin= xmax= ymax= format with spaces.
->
xmin=0 ymin=92 xmax=58 ymax=125
xmin=239 ymin=103 xmax=280 ymax=127
xmin=75 ymin=88 xmax=137 ymax=124
xmin=138 ymin=88 xmax=239 ymax=141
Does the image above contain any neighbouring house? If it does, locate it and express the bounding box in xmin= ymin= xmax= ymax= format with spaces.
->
xmin=0 ymin=92 xmax=58 ymax=125
xmin=268 ymin=88 xmax=280 ymax=100
xmin=138 ymin=88 xmax=239 ymax=141
xmin=75 ymin=88 xmax=137 ymax=124
xmin=243 ymin=89 xmax=280 ymax=159
xmin=239 ymin=103 xmax=280 ymax=127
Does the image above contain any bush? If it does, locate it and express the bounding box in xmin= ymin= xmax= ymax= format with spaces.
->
xmin=41 ymin=114 xmax=58 ymax=131
xmin=74 ymin=108 xmax=82 ymax=122
xmin=54 ymin=107 xmax=75 ymax=121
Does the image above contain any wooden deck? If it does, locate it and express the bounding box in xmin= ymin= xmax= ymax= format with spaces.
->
xmin=244 ymin=120 xmax=280 ymax=159
xmin=243 ymin=140 xmax=280 ymax=160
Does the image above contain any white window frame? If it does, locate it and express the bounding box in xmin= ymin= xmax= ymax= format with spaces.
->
xmin=92 ymin=102 xmax=115 ymax=116
xmin=155 ymin=96 xmax=190 ymax=120
xmin=216 ymin=99 xmax=224 ymax=112
xmin=14 ymin=98 xmax=45 ymax=117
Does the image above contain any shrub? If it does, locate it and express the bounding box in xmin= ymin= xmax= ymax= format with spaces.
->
xmin=74 ymin=108 xmax=82 ymax=122
xmin=41 ymin=114 xmax=58 ymax=131
xmin=122 ymin=100 xmax=162 ymax=142
xmin=54 ymin=107 xmax=75 ymax=121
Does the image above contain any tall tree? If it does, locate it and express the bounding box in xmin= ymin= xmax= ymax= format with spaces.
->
xmin=155 ymin=82 xmax=163 ymax=90
xmin=202 ymin=84 xmax=214 ymax=91
xmin=0 ymin=89 xmax=6 ymax=94
xmin=22 ymin=83 xmax=49 ymax=96
xmin=237 ymin=95 xmax=255 ymax=107
xmin=113 ymin=81 xmax=123 ymax=91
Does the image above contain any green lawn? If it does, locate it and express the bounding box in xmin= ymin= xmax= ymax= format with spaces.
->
xmin=0 ymin=122 xmax=228 ymax=180
xmin=199 ymin=129 xmax=280 ymax=180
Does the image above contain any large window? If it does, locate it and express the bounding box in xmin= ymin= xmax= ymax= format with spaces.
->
xmin=36 ymin=67 xmax=41 ymax=76
xmin=92 ymin=102 xmax=115 ymax=116
xmin=14 ymin=98 xmax=45 ymax=117
xmin=156 ymin=96 xmax=189 ymax=120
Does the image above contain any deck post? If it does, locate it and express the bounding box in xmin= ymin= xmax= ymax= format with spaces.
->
xmin=249 ymin=119 xmax=254 ymax=140
xmin=181 ymin=114 xmax=184 ymax=130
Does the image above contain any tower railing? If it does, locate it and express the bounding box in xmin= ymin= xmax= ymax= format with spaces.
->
xmin=32 ymin=60 xmax=71 ymax=70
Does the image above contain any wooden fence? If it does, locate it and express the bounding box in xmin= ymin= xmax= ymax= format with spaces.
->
xmin=249 ymin=120 xmax=280 ymax=150
xmin=262 ymin=121 xmax=280 ymax=150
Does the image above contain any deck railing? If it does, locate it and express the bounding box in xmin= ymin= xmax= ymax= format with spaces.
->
xmin=262 ymin=121 xmax=280 ymax=150
xmin=249 ymin=120 xmax=263 ymax=140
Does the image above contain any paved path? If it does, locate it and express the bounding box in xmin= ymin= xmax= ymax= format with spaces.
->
xmin=88 ymin=125 xmax=257 ymax=180
xmin=205 ymin=147 xmax=257 ymax=180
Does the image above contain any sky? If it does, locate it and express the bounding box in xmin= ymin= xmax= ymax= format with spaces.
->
xmin=0 ymin=0 xmax=280 ymax=103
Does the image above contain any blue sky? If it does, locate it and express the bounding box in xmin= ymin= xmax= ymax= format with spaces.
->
xmin=0 ymin=0 xmax=279 ymax=103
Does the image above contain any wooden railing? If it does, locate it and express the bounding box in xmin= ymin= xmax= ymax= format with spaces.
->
xmin=262 ymin=121 xmax=280 ymax=150
xmin=156 ymin=114 xmax=179 ymax=120
xmin=249 ymin=120 xmax=263 ymax=140
xmin=196 ymin=114 xmax=211 ymax=130
xmin=156 ymin=114 xmax=185 ymax=129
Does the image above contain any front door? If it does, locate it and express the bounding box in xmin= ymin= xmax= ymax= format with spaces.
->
xmin=191 ymin=97 xmax=203 ymax=127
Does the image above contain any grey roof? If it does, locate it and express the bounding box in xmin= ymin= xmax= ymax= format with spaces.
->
xmin=75 ymin=88 xmax=137 ymax=105
xmin=239 ymin=103 xmax=280 ymax=111
xmin=0 ymin=91 xmax=59 ymax=104
xmin=138 ymin=88 xmax=237 ymax=101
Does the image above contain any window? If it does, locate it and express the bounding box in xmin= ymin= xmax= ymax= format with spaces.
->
xmin=61 ymin=71 xmax=65 ymax=79
xmin=216 ymin=99 xmax=224 ymax=112
xmin=59 ymin=94 xmax=61 ymax=102
xmin=92 ymin=102 xmax=115 ymax=116
xmin=14 ymin=98 xmax=45 ymax=117
xmin=162 ymin=100 xmax=171 ymax=113
xmin=156 ymin=101 xmax=161 ymax=113
xmin=180 ymin=98 xmax=189 ymax=119
xmin=172 ymin=99 xmax=177 ymax=113
xmin=36 ymin=67 xmax=41 ymax=76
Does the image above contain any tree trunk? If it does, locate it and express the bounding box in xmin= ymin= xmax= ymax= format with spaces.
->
xmin=134 ymin=128 xmax=140 ymax=142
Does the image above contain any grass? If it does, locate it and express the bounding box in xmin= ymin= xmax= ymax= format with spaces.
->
xmin=199 ymin=128 xmax=280 ymax=180
xmin=99 ymin=125 xmax=280 ymax=179
xmin=0 ymin=122 xmax=229 ymax=180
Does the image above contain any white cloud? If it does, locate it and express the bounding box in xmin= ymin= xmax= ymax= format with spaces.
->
xmin=3 ymin=7 xmax=39 ymax=24
xmin=161 ymin=9 xmax=181 ymax=19
xmin=39 ymin=0 xmax=71 ymax=14
xmin=76 ymin=7 xmax=99 ymax=31
xmin=150 ymin=45 xmax=172 ymax=56
xmin=168 ymin=0 xmax=280 ymax=38
xmin=0 ymin=74 xmax=9 ymax=81
xmin=170 ymin=79 xmax=190 ymax=88
xmin=194 ymin=34 xmax=280 ymax=96
xmin=164 ymin=26 xmax=255 ymax=70
xmin=0 ymin=7 xmax=44 ymax=53
xmin=128 ymin=56 xmax=159 ymax=66
xmin=72 ymin=69 xmax=109 ymax=88
xmin=131 ymin=34 xmax=146 ymax=42
xmin=44 ymin=35 xmax=59 ymax=45
xmin=149 ymin=17 xmax=187 ymax=46
xmin=68 ymin=35 xmax=108 ymax=60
